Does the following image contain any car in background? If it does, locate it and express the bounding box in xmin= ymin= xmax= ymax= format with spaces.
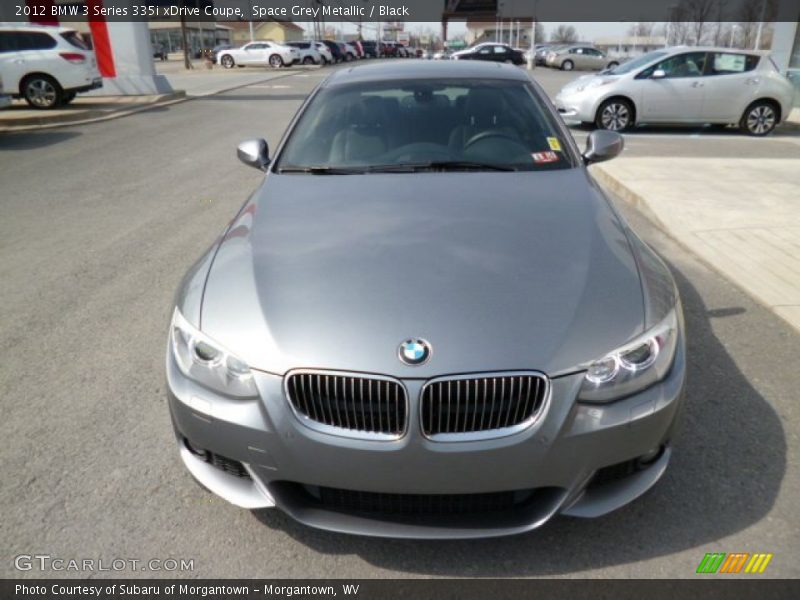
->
xmin=546 ymin=45 xmax=619 ymax=71
xmin=210 ymin=43 xmax=234 ymax=64
xmin=152 ymin=43 xmax=168 ymax=61
xmin=349 ymin=40 xmax=365 ymax=59
xmin=167 ymin=60 xmax=686 ymax=538
xmin=433 ymin=50 xmax=451 ymax=60
xmin=0 ymin=25 xmax=102 ymax=109
xmin=535 ymin=44 xmax=558 ymax=65
xmin=554 ymin=47 xmax=795 ymax=136
xmin=361 ymin=40 xmax=379 ymax=58
xmin=452 ymin=43 xmax=525 ymax=65
xmin=340 ymin=42 xmax=357 ymax=61
xmin=284 ymin=41 xmax=323 ymax=65
xmin=319 ymin=40 xmax=345 ymax=63
xmin=218 ymin=42 xmax=298 ymax=69
xmin=313 ymin=42 xmax=334 ymax=64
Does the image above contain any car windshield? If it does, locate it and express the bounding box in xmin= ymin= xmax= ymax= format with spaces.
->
xmin=276 ymin=79 xmax=575 ymax=173
xmin=606 ymin=50 xmax=668 ymax=75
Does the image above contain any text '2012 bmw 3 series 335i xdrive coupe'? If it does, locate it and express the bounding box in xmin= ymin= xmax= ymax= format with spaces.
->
xmin=166 ymin=61 xmax=686 ymax=539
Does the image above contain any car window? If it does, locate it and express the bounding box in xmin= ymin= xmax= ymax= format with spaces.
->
xmin=648 ymin=52 xmax=707 ymax=78
xmin=61 ymin=31 xmax=89 ymax=50
xmin=478 ymin=46 xmax=492 ymax=54
xmin=708 ymin=52 xmax=759 ymax=75
xmin=277 ymin=79 xmax=576 ymax=173
xmin=0 ymin=31 xmax=57 ymax=52
xmin=609 ymin=50 xmax=667 ymax=75
xmin=494 ymin=46 xmax=507 ymax=54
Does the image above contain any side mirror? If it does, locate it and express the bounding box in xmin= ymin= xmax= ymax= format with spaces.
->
xmin=237 ymin=139 xmax=270 ymax=171
xmin=651 ymin=69 xmax=666 ymax=79
xmin=583 ymin=130 xmax=624 ymax=165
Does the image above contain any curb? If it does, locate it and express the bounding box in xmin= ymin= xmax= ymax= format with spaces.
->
xmin=0 ymin=70 xmax=304 ymax=133
xmin=589 ymin=165 xmax=670 ymax=233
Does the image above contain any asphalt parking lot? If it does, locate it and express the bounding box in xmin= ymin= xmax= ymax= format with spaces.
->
xmin=1 ymin=62 xmax=798 ymax=578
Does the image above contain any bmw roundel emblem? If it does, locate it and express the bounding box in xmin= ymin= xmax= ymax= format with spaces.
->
xmin=398 ymin=338 xmax=431 ymax=366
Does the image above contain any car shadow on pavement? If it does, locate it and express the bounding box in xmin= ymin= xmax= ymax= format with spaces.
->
xmin=0 ymin=130 xmax=82 ymax=150
xmin=252 ymin=264 xmax=787 ymax=576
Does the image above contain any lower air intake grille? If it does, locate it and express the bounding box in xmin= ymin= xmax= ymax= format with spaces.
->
xmin=421 ymin=372 xmax=547 ymax=439
xmin=313 ymin=486 xmax=536 ymax=516
xmin=285 ymin=371 xmax=407 ymax=438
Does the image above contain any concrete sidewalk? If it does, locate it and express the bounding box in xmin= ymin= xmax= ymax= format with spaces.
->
xmin=592 ymin=157 xmax=800 ymax=332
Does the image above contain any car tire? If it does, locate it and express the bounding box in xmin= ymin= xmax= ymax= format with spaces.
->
xmin=740 ymin=100 xmax=778 ymax=136
xmin=61 ymin=91 xmax=77 ymax=106
xmin=596 ymin=98 xmax=634 ymax=132
xmin=561 ymin=60 xmax=574 ymax=71
xmin=303 ymin=56 xmax=314 ymax=65
xmin=220 ymin=55 xmax=234 ymax=68
xmin=22 ymin=74 xmax=63 ymax=110
xmin=269 ymin=54 xmax=284 ymax=68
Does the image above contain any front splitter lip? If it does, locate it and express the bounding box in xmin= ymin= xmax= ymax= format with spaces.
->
xmin=177 ymin=434 xmax=673 ymax=538
xmin=179 ymin=444 xmax=274 ymax=510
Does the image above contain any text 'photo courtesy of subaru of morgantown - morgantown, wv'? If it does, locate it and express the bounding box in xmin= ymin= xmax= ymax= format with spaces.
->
xmin=167 ymin=61 xmax=686 ymax=538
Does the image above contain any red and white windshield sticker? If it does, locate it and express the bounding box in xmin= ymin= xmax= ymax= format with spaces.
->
xmin=531 ymin=151 xmax=560 ymax=164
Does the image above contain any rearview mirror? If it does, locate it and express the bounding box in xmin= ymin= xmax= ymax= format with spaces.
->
xmin=237 ymin=139 xmax=270 ymax=171
xmin=583 ymin=130 xmax=624 ymax=165
xmin=651 ymin=69 xmax=666 ymax=79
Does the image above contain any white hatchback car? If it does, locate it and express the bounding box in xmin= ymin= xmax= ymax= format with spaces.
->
xmin=555 ymin=46 xmax=796 ymax=136
xmin=218 ymin=42 xmax=299 ymax=69
xmin=0 ymin=25 xmax=102 ymax=109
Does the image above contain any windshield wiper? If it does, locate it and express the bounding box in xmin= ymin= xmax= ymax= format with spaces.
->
xmin=277 ymin=165 xmax=366 ymax=175
xmin=366 ymin=161 xmax=517 ymax=173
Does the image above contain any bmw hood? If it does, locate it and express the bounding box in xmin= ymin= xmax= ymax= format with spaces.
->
xmin=200 ymin=170 xmax=645 ymax=378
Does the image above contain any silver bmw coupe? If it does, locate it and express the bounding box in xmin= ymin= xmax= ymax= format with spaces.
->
xmin=166 ymin=61 xmax=686 ymax=538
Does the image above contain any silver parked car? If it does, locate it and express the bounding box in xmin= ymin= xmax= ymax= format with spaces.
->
xmin=167 ymin=61 xmax=686 ymax=538
xmin=555 ymin=46 xmax=796 ymax=135
xmin=546 ymin=45 xmax=619 ymax=71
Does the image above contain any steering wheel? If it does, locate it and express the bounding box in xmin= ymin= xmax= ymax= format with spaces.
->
xmin=463 ymin=130 xmax=521 ymax=150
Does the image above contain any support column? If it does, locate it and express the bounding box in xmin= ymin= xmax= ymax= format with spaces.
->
xmin=86 ymin=0 xmax=172 ymax=95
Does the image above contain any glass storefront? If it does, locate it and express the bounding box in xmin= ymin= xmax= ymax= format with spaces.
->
xmin=150 ymin=27 xmax=230 ymax=56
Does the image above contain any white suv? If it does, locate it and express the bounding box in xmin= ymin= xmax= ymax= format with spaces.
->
xmin=0 ymin=25 xmax=102 ymax=109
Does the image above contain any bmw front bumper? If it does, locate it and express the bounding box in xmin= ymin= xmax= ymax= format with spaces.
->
xmin=166 ymin=338 xmax=686 ymax=539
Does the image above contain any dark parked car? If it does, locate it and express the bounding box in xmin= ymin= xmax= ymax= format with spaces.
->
xmin=210 ymin=43 xmax=234 ymax=64
xmin=152 ymin=43 xmax=168 ymax=61
xmin=361 ymin=40 xmax=378 ymax=58
xmin=319 ymin=40 xmax=344 ymax=63
xmin=452 ymin=43 xmax=525 ymax=65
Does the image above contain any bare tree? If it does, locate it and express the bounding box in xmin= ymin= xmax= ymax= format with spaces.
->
xmin=627 ymin=22 xmax=656 ymax=38
xmin=550 ymin=25 xmax=578 ymax=44
xmin=737 ymin=0 xmax=778 ymax=49
xmin=680 ymin=0 xmax=717 ymax=44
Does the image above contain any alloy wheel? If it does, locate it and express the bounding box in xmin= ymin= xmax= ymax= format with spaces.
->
xmin=269 ymin=54 xmax=283 ymax=68
xmin=221 ymin=55 xmax=233 ymax=68
xmin=600 ymin=103 xmax=630 ymax=131
xmin=26 ymin=79 xmax=57 ymax=108
xmin=746 ymin=105 xmax=776 ymax=135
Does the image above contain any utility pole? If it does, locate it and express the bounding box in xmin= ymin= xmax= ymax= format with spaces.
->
xmin=754 ymin=0 xmax=767 ymax=49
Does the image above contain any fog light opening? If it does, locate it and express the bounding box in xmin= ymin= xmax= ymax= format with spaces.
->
xmin=183 ymin=436 xmax=209 ymax=460
xmin=636 ymin=445 xmax=665 ymax=468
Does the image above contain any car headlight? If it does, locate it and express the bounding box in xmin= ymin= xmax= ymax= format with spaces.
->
xmin=575 ymin=78 xmax=613 ymax=93
xmin=170 ymin=308 xmax=258 ymax=398
xmin=578 ymin=308 xmax=679 ymax=403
